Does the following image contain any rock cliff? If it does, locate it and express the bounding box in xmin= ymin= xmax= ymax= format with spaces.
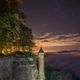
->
xmin=0 ymin=51 xmax=38 ymax=80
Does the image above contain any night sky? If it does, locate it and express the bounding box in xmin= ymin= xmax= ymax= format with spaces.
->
xmin=22 ymin=0 xmax=80 ymax=52
xmin=23 ymin=0 xmax=80 ymax=35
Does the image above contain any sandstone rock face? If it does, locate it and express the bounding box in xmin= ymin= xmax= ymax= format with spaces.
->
xmin=0 ymin=52 xmax=38 ymax=80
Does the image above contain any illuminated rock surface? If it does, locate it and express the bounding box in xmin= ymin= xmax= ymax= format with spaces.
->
xmin=0 ymin=51 xmax=38 ymax=80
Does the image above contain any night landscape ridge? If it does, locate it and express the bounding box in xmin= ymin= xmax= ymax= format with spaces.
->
xmin=0 ymin=0 xmax=80 ymax=80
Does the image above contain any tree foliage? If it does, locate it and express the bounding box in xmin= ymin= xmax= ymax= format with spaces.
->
xmin=0 ymin=0 xmax=34 ymax=54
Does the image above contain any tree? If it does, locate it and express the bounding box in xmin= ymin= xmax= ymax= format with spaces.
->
xmin=19 ymin=24 xmax=34 ymax=52
xmin=0 ymin=0 xmax=34 ymax=54
xmin=0 ymin=29 xmax=6 ymax=53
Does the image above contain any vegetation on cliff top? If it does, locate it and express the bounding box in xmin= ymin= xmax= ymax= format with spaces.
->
xmin=0 ymin=0 xmax=34 ymax=54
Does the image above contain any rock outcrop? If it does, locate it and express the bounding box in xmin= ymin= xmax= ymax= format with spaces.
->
xmin=45 ymin=66 xmax=80 ymax=80
xmin=0 ymin=51 xmax=38 ymax=80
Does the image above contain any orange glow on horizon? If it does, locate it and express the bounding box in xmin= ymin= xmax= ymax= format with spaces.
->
xmin=33 ymin=33 xmax=80 ymax=53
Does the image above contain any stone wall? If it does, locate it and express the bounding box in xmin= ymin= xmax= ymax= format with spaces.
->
xmin=0 ymin=52 xmax=38 ymax=80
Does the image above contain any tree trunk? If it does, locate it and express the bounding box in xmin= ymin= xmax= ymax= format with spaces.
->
xmin=0 ymin=43 xmax=3 ymax=54
xmin=0 ymin=46 xmax=2 ymax=53
xmin=22 ymin=46 xmax=25 ymax=52
xmin=5 ymin=46 xmax=8 ymax=54
xmin=9 ymin=47 xmax=12 ymax=53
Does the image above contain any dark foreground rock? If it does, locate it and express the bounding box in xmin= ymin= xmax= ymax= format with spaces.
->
xmin=45 ymin=66 xmax=80 ymax=80
xmin=0 ymin=51 xmax=38 ymax=80
xmin=45 ymin=53 xmax=80 ymax=77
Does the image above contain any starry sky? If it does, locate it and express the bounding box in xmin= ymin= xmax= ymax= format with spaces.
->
xmin=22 ymin=0 xmax=80 ymax=52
